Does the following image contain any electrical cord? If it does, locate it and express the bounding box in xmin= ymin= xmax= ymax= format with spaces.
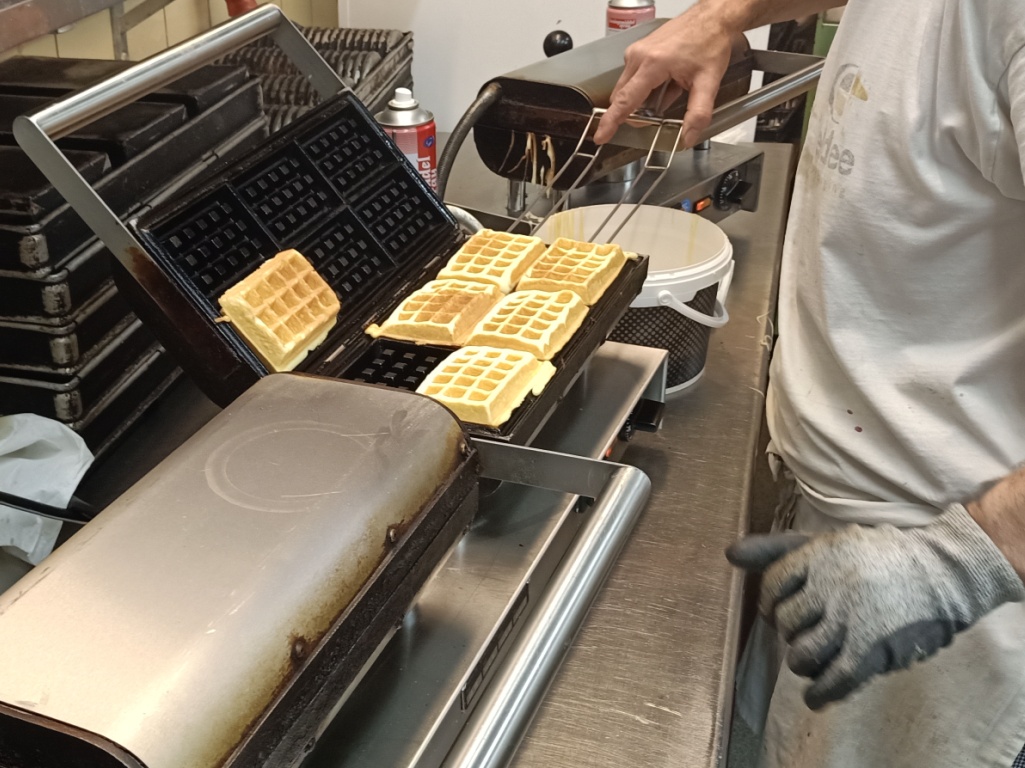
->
xmin=437 ymin=83 xmax=503 ymax=200
xmin=0 ymin=490 xmax=93 ymax=526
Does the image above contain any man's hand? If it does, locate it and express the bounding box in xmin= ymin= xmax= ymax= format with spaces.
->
xmin=593 ymin=0 xmax=847 ymax=146
xmin=726 ymin=505 xmax=1025 ymax=710
xmin=593 ymin=5 xmax=735 ymax=147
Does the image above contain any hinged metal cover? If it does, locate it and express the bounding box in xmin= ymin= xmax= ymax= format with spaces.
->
xmin=0 ymin=374 xmax=478 ymax=768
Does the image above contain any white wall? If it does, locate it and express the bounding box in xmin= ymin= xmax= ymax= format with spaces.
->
xmin=340 ymin=0 xmax=712 ymax=131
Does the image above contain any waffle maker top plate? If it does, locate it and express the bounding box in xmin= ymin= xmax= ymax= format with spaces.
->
xmin=128 ymin=92 xmax=648 ymax=444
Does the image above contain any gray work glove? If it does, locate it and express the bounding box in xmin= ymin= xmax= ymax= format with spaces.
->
xmin=726 ymin=504 xmax=1025 ymax=710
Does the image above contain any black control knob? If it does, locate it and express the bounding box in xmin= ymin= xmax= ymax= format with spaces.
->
xmin=715 ymin=169 xmax=753 ymax=210
xmin=543 ymin=30 xmax=574 ymax=58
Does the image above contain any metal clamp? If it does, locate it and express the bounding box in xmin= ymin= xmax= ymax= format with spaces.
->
xmin=513 ymin=50 xmax=823 ymax=244
xmin=444 ymin=440 xmax=652 ymax=768
xmin=12 ymin=5 xmax=346 ymax=268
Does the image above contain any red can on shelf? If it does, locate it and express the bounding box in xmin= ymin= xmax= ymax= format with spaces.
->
xmin=375 ymin=88 xmax=437 ymax=191
xmin=606 ymin=0 xmax=656 ymax=35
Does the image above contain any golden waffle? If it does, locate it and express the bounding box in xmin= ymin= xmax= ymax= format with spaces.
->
xmin=464 ymin=290 xmax=588 ymax=360
xmin=365 ymin=279 xmax=502 ymax=346
xmin=436 ymin=229 xmax=546 ymax=293
xmin=416 ymin=346 xmax=556 ymax=427
xmin=517 ymin=237 xmax=627 ymax=305
xmin=218 ymin=249 xmax=340 ymax=372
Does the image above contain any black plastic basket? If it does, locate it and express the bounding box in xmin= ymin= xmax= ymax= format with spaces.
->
xmin=609 ymin=285 xmax=718 ymax=391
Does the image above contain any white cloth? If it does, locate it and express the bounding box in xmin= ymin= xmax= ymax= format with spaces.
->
xmin=757 ymin=0 xmax=1025 ymax=764
xmin=0 ymin=414 xmax=93 ymax=565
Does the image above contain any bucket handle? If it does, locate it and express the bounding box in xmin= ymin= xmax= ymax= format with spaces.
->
xmin=656 ymin=261 xmax=734 ymax=329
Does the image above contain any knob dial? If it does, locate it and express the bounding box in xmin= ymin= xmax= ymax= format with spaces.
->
xmin=543 ymin=30 xmax=574 ymax=57
xmin=715 ymin=169 xmax=752 ymax=210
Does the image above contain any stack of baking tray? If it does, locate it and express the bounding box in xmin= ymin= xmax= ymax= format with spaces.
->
xmin=218 ymin=25 xmax=413 ymax=131
xmin=0 ymin=57 xmax=268 ymax=457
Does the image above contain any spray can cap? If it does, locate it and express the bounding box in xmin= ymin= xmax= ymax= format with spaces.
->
xmin=388 ymin=88 xmax=419 ymax=110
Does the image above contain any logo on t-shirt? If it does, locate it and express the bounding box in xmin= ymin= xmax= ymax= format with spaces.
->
xmin=808 ymin=64 xmax=869 ymax=184
xmin=830 ymin=64 xmax=869 ymax=123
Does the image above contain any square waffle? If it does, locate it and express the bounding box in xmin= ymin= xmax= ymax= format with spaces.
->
xmin=517 ymin=237 xmax=628 ymax=305
xmin=464 ymin=290 xmax=588 ymax=360
xmin=218 ymin=248 xmax=340 ymax=372
xmin=416 ymin=346 xmax=557 ymax=427
xmin=436 ymin=229 xmax=546 ymax=293
xmin=365 ymin=279 xmax=502 ymax=346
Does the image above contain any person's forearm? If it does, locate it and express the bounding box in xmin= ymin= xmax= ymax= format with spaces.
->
xmin=707 ymin=0 xmax=846 ymax=33
xmin=967 ymin=465 xmax=1025 ymax=581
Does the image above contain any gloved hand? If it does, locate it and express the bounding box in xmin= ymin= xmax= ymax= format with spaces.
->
xmin=726 ymin=504 xmax=1025 ymax=710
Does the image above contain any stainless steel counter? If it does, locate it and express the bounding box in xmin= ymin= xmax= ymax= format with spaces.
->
xmin=444 ymin=141 xmax=794 ymax=768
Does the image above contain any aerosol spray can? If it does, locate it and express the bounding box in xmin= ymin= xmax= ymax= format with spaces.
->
xmin=375 ymin=87 xmax=437 ymax=191
xmin=606 ymin=0 xmax=656 ymax=35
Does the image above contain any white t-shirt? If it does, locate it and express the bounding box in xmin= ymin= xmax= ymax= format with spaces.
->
xmin=766 ymin=0 xmax=1025 ymax=526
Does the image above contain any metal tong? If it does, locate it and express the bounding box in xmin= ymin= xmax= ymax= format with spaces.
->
xmin=509 ymin=49 xmax=825 ymax=244
xmin=508 ymin=106 xmax=686 ymax=245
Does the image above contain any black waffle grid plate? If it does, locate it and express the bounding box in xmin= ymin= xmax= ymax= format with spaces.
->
xmin=135 ymin=94 xmax=458 ymax=326
xmin=128 ymin=92 xmax=648 ymax=443
xmin=341 ymin=256 xmax=648 ymax=442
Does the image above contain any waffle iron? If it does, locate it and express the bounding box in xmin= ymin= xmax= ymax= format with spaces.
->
xmin=124 ymin=91 xmax=647 ymax=444
xmin=6 ymin=12 xmax=658 ymax=768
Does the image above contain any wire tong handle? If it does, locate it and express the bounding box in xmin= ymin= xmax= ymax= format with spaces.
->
xmin=507 ymin=51 xmax=825 ymax=245
xmin=509 ymin=109 xmax=685 ymax=245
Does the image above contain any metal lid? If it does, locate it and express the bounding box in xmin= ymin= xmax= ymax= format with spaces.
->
xmin=608 ymin=0 xmax=655 ymax=8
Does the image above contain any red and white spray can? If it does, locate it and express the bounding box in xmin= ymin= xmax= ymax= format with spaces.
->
xmin=375 ymin=87 xmax=437 ymax=191
xmin=606 ymin=0 xmax=656 ymax=35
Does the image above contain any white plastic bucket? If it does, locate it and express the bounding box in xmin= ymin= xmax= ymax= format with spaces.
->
xmin=536 ymin=204 xmax=734 ymax=393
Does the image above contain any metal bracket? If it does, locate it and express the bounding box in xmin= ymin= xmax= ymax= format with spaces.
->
xmin=110 ymin=0 xmax=177 ymax=61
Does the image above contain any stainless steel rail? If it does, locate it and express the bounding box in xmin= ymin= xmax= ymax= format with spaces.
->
xmin=698 ymin=51 xmax=823 ymax=144
xmin=12 ymin=5 xmax=345 ymax=265
xmin=444 ymin=441 xmax=652 ymax=768
xmin=605 ymin=51 xmax=824 ymax=153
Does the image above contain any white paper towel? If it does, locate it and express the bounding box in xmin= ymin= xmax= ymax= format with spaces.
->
xmin=0 ymin=414 xmax=93 ymax=564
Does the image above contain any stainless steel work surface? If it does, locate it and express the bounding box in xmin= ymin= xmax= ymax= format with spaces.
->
xmin=305 ymin=342 xmax=666 ymax=768
xmin=447 ymin=142 xmax=794 ymax=767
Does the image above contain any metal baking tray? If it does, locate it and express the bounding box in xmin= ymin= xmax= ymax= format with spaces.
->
xmin=70 ymin=345 xmax=181 ymax=456
xmin=0 ymin=146 xmax=109 ymax=222
xmin=0 ymin=239 xmax=113 ymax=319
xmin=0 ymin=282 xmax=133 ymax=367
xmin=0 ymin=95 xmax=187 ymax=166
xmin=217 ymin=25 xmax=412 ymax=129
xmin=130 ymin=93 xmax=647 ymax=444
xmin=0 ymin=320 xmax=158 ymax=420
xmin=0 ymin=57 xmax=249 ymax=117
xmin=0 ymin=79 xmax=263 ymax=271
